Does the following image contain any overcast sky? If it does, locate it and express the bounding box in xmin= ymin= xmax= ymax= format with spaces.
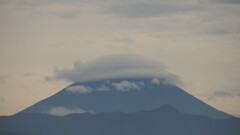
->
xmin=0 ymin=0 xmax=240 ymax=116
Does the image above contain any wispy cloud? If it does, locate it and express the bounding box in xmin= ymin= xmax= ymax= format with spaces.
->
xmin=220 ymin=0 xmax=240 ymax=4
xmin=23 ymin=73 xmax=37 ymax=77
xmin=214 ymin=91 xmax=234 ymax=97
xmin=0 ymin=0 xmax=103 ymax=19
xmin=0 ymin=97 xmax=4 ymax=102
xmin=106 ymin=1 xmax=200 ymax=18
xmin=0 ymin=75 xmax=9 ymax=84
xmin=109 ymin=37 xmax=135 ymax=45
xmin=213 ymin=90 xmax=240 ymax=97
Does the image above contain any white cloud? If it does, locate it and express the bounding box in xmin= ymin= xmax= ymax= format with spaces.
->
xmin=151 ymin=78 xmax=160 ymax=85
xmin=49 ymin=106 xmax=86 ymax=116
xmin=112 ymin=80 xmax=144 ymax=91
xmin=47 ymin=54 xmax=182 ymax=86
xmin=66 ymin=85 xmax=92 ymax=94
xmin=96 ymin=85 xmax=109 ymax=91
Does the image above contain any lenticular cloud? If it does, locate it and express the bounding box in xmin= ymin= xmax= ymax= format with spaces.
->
xmin=47 ymin=54 xmax=181 ymax=86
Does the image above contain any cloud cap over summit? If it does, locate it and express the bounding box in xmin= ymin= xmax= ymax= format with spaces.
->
xmin=47 ymin=54 xmax=181 ymax=85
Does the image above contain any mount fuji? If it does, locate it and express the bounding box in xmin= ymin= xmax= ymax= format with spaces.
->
xmin=1 ymin=54 xmax=239 ymax=135
xmin=20 ymin=77 xmax=230 ymax=119
xmin=1 ymin=77 xmax=240 ymax=135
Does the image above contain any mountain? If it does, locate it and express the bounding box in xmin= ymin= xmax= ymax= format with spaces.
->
xmin=1 ymin=105 xmax=239 ymax=135
xmin=20 ymin=78 xmax=230 ymax=119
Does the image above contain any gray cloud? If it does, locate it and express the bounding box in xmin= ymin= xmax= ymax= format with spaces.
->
xmin=221 ymin=0 xmax=240 ymax=4
xmin=47 ymin=54 xmax=182 ymax=86
xmin=0 ymin=0 xmax=103 ymax=19
xmin=53 ymin=12 xmax=79 ymax=19
xmin=1 ymin=0 xmax=205 ymax=19
xmin=0 ymin=97 xmax=4 ymax=102
xmin=0 ymin=0 xmax=11 ymax=4
xmin=214 ymin=90 xmax=240 ymax=97
xmin=48 ymin=42 xmax=66 ymax=48
xmin=3 ymin=0 xmax=239 ymax=21
xmin=110 ymin=37 xmax=135 ymax=45
xmin=106 ymin=1 xmax=202 ymax=18
xmin=214 ymin=91 xmax=233 ymax=97
xmin=0 ymin=75 xmax=9 ymax=83
xmin=1 ymin=0 xmax=82 ymax=6
xmin=23 ymin=73 xmax=37 ymax=77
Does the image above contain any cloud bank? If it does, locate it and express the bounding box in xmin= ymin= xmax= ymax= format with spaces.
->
xmin=47 ymin=54 xmax=181 ymax=86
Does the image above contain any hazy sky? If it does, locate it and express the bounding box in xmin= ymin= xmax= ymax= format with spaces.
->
xmin=0 ymin=0 xmax=240 ymax=116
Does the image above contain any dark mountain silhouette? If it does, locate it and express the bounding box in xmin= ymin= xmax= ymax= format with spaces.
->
xmin=20 ymin=78 xmax=230 ymax=119
xmin=2 ymin=78 xmax=237 ymax=134
xmin=0 ymin=105 xmax=239 ymax=135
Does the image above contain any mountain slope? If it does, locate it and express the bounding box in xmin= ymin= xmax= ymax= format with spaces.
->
xmin=20 ymin=78 xmax=230 ymax=119
xmin=1 ymin=105 xmax=239 ymax=135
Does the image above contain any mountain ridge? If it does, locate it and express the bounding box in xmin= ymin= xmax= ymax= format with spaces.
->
xmin=1 ymin=105 xmax=239 ymax=135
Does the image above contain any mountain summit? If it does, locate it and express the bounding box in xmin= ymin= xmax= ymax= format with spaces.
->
xmin=20 ymin=77 xmax=230 ymax=119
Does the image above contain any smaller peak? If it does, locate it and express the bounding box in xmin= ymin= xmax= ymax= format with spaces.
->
xmin=153 ymin=104 xmax=179 ymax=113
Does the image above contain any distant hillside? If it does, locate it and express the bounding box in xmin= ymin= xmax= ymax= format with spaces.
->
xmin=1 ymin=105 xmax=239 ymax=135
